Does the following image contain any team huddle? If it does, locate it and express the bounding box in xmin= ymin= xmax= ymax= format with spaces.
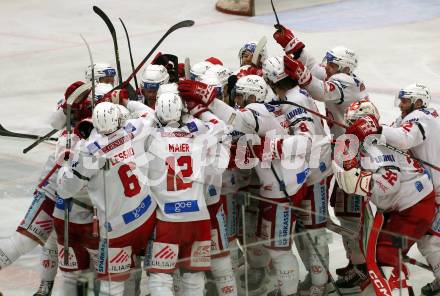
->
xmin=0 ymin=24 xmax=439 ymax=296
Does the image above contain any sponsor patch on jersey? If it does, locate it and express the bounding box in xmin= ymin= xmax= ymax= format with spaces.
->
xmin=58 ymin=245 xmax=79 ymax=270
xmin=108 ymin=247 xmax=132 ymax=274
xmin=296 ymin=168 xmax=310 ymax=184
xmin=208 ymin=185 xmax=217 ymax=197
xmin=190 ymin=240 xmax=211 ymax=268
xmin=186 ymin=121 xmax=198 ymax=133
xmin=87 ymin=141 xmax=101 ymax=154
xmin=101 ymin=133 xmax=135 ymax=154
xmin=286 ymin=107 xmax=306 ymax=120
xmin=123 ymin=122 xmax=136 ymax=133
xmin=415 ymin=181 xmax=424 ymax=192
xmin=275 ymin=205 xmax=291 ymax=248
xmin=97 ymin=239 xmax=108 ymax=273
xmin=373 ymin=154 xmax=395 ymax=164
xmin=264 ymin=103 xmax=275 ymax=112
xmin=164 ymin=200 xmax=199 ymax=214
xmin=122 ymin=195 xmax=153 ymax=224
xmin=149 ymin=242 xmax=178 ymax=270
xmin=319 ymin=161 xmax=327 ymax=172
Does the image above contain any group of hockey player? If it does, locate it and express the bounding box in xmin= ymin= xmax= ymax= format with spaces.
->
xmin=0 ymin=22 xmax=439 ymax=296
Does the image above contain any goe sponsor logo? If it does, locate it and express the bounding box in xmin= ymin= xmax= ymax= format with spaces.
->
xmin=164 ymin=200 xmax=199 ymax=214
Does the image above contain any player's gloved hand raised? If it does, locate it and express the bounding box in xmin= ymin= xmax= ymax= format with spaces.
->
xmin=273 ymin=25 xmax=305 ymax=56
xmin=105 ymin=88 xmax=129 ymax=105
xmin=332 ymin=161 xmax=372 ymax=196
xmin=250 ymin=137 xmax=283 ymax=161
xmin=284 ymin=55 xmax=312 ymax=86
xmin=178 ymin=80 xmax=218 ymax=106
xmin=185 ymin=100 xmax=208 ymax=118
xmin=345 ymin=115 xmax=381 ymax=142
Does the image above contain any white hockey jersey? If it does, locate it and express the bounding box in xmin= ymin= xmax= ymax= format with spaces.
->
xmin=382 ymin=108 xmax=440 ymax=200
xmin=146 ymin=115 xmax=228 ymax=222
xmin=299 ymin=50 xmax=368 ymax=138
xmin=57 ymin=118 xmax=157 ymax=239
xmin=361 ymin=139 xmax=433 ymax=211
xmin=281 ymin=86 xmax=332 ymax=185
xmin=209 ymin=99 xmax=310 ymax=198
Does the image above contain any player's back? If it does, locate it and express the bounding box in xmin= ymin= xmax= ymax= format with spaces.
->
xmin=146 ymin=124 xmax=213 ymax=222
xmin=84 ymin=118 xmax=156 ymax=238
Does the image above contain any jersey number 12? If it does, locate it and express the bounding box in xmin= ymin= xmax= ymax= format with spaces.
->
xmin=166 ymin=156 xmax=193 ymax=191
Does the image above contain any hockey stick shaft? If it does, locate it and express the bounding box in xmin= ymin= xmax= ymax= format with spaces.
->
xmin=80 ymin=34 xmax=95 ymax=109
xmin=118 ymin=20 xmax=194 ymax=90
xmin=270 ymin=0 xmax=280 ymax=26
xmin=22 ymin=129 xmax=59 ymax=154
xmin=119 ymin=18 xmax=138 ymax=89
xmin=0 ymin=124 xmax=57 ymax=141
xmin=270 ymin=100 xmax=440 ymax=171
xmin=93 ymin=6 xmax=123 ymax=85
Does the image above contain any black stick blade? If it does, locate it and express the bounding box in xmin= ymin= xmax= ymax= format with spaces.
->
xmin=93 ymin=6 xmax=116 ymax=34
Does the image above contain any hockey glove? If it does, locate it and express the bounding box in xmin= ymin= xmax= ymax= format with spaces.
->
xmin=178 ymin=79 xmax=218 ymax=106
xmin=76 ymin=118 xmax=94 ymax=139
xmin=284 ymin=55 xmax=312 ymax=86
xmin=273 ymin=25 xmax=305 ymax=57
xmin=108 ymin=89 xmax=129 ymax=105
xmin=250 ymin=137 xmax=283 ymax=162
xmin=332 ymin=161 xmax=372 ymax=196
xmin=345 ymin=115 xmax=381 ymax=142
xmin=185 ymin=99 xmax=208 ymax=118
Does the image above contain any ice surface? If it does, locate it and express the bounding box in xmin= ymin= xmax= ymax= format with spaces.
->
xmin=0 ymin=0 xmax=439 ymax=294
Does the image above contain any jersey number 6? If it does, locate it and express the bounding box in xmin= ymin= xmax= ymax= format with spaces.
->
xmin=118 ymin=163 xmax=141 ymax=197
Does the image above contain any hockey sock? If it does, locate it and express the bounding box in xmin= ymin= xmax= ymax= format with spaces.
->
xmin=38 ymin=232 xmax=58 ymax=282
xmin=307 ymin=228 xmax=329 ymax=287
xmin=0 ymin=232 xmax=38 ymax=268
xmin=100 ymin=280 xmax=125 ymax=296
xmin=148 ymin=272 xmax=174 ymax=296
xmin=211 ymin=255 xmax=238 ymax=296
xmin=181 ymin=271 xmax=205 ymax=296
xmin=418 ymin=235 xmax=440 ymax=279
xmin=267 ymin=249 xmax=299 ymax=296
xmin=339 ymin=216 xmax=365 ymax=265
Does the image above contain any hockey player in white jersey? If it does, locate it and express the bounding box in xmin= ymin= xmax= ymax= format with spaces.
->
xmin=273 ymin=25 xmax=369 ymax=285
xmin=262 ymin=56 xmax=333 ymax=295
xmin=334 ymin=99 xmax=435 ymax=295
xmin=85 ymin=62 xmax=117 ymax=86
xmin=57 ymin=102 xmax=157 ymax=295
xmin=139 ymin=64 xmax=170 ymax=108
xmin=178 ymin=74 xmax=312 ymax=296
xmin=145 ymin=92 xmax=228 ymax=296
xmin=348 ymin=84 xmax=440 ymax=295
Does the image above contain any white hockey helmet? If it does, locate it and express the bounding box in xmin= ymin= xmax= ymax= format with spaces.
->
xmin=92 ymin=102 xmax=121 ymax=134
xmin=238 ymin=41 xmax=267 ymax=66
xmin=190 ymin=61 xmax=212 ymax=81
xmin=141 ymin=64 xmax=170 ymax=90
xmin=157 ymin=83 xmax=179 ymax=97
xmin=155 ymin=93 xmax=184 ymax=125
xmin=91 ymin=83 xmax=113 ymax=102
xmin=116 ymin=105 xmax=130 ymax=125
xmin=205 ymin=64 xmax=232 ymax=87
xmin=323 ymin=46 xmax=358 ymax=74
xmin=85 ymin=63 xmax=116 ymax=82
xmin=234 ymin=75 xmax=268 ymax=103
xmin=262 ymin=56 xmax=288 ymax=84
xmin=344 ymin=99 xmax=380 ymax=124
xmin=396 ymin=83 xmax=431 ymax=108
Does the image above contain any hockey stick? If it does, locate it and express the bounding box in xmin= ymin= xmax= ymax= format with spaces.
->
xmin=270 ymin=100 xmax=440 ymax=172
xmin=251 ymin=36 xmax=267 ymax=66
xmin=403 ymin=256 xmax=431 ymax=271
xmin=270 ymin=0 xmax=280 ymax=26
xmin=184 ymin=57 xmax=191 ymax=80
xmin=22 ymin=129 xmax=59 ymax=154
xmin=93 ymin=6 xmax=123 ymax=86
xmin=119 ymin=18 xmax=139 ymax=90
xmin=63 ymin=82 xmax=92 ymax=265
xmin=0 ymin=124 xmax=58 ymax=141
xmin=80 ymin=34 xmax=95 ymax=109
xmin=362 ymin=208 xmax=393 ymax=295
xmin=115 ymin=20 xmax=194 ymax=91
